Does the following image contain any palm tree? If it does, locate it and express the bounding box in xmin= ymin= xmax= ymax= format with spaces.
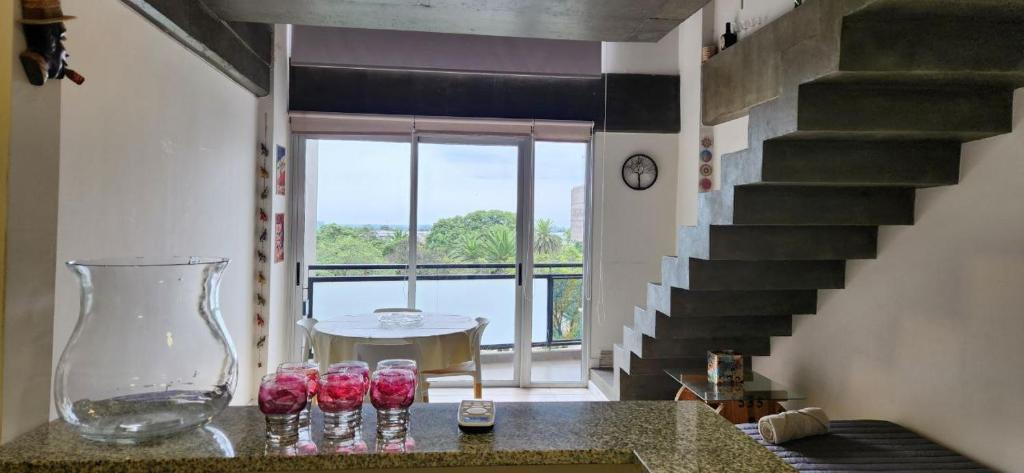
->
xmin=480 ymin=226 xmax=516 ymax=263
xmin=453 ymin=233 xmax=484 ymax=262
xmin=534 ymin=219 xmax=562 ymax=254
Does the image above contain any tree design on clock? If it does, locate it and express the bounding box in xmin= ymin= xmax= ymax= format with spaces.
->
xmin=621 ymin=154 xmax=658 ymax=190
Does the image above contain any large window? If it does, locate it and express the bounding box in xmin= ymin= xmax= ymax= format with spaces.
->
xmin=304 ymin=133 xmax=590 ymax=386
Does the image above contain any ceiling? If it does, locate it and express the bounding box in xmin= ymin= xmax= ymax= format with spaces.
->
xmin=203 ymin=0 xmax=712 ymax=42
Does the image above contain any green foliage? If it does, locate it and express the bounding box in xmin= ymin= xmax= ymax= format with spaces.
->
xmin=315 ymin=224 xmax=388 ymax=265
xmin=316 ymin=210 xmax=584 ymax=342
xmin=551 ymin=279 xmax=583 ymax=340
xmin=426 ymin=210 xmax=516 ymax=260
xmin=534 ymin=219 xmax=562 ymax=254
xmin=478 ymin=226 xmax=516 ymax=263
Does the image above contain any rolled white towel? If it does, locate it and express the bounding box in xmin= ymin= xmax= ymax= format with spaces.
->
xmin=758 ymin=407 xmax=830 ymax=444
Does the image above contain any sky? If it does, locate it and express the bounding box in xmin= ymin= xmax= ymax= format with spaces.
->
xmin=315 ymin=139 xmax=586 ymax=228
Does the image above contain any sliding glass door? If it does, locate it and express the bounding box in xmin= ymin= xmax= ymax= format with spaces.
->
xmin=414 ymin=136 xmax=526 ymax=384
xmin=303 ymin=133 xmax=589 ymax=387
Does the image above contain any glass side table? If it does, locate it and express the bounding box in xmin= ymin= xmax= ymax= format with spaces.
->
xmin=665 ymin=370 xmax=805 ymax=424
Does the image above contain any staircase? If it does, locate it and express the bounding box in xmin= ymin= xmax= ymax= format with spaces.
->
xmin=611 ymin=0 xmax=1024 ymax=400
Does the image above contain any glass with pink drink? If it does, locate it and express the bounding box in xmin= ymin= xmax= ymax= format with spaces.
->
xmin=257 ymin=373 xmax=308 ymax=446
xmin=369 ymin=368 xmax=416 ymax=450
xmin=318 ymin=371 xmax=366 ymax=442
xmin=277 ymin=361 xmax=320 ymax=425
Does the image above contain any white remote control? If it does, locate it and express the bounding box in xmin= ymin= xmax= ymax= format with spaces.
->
xmin=457 ymin=399 xmax=495 ymax=433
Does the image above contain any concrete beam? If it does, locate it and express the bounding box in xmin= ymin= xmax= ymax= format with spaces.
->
xmin=121 ymin=0 xmax=272 ymax=96
xmin=205 ymin=0 xmax=711 ymax=42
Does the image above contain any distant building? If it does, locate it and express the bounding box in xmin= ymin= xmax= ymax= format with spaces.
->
xmin=570 ymin=185 xmax=585 ymax=242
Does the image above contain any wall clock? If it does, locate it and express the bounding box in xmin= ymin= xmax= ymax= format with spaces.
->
xmin=621 ymin=154 xmax=658 ymax=190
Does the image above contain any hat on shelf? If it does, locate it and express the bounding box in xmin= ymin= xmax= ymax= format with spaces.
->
xmin=19 ymin=0 xmax=75 ymax=25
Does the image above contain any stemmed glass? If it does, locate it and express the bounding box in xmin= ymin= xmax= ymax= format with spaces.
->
xmin=318 ymin=371 xmax=366 ymax=442
xmin=278 ymin=361 xmax=320 ymax=426
xmin=257 ymin=373 xmax=308 ymax=446
xmin=369 ymin=368 xmax=417 ymax=451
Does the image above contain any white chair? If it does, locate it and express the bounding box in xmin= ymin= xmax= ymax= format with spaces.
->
xmin=295 ymin=317 xmax=319 ymax=360
xmin=420 ymin=317 xmax=489 ymax=402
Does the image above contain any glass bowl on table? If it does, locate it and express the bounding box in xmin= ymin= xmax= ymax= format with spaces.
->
xmin=376 ymin=311 xmax=424 ymax=329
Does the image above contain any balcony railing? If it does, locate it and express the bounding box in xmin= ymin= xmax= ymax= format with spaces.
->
xmin=306 ymin=263 xmax=583 ymax=349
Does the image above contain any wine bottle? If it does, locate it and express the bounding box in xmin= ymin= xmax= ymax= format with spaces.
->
xmin=722 ymin=22 xmax=738 ymax=49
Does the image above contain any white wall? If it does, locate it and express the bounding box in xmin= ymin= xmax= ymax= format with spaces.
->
xmin=590 ymin=133 xmax=678 ymax=365
xmin=265 ymin=24 xmax=293 ymax=378
xmin=757 ymin=89 xmax=1024 ymax=472
xmin=2 ymin=1 xmax=60 ymax=441
xmin=50 ymin=0 xmax=258 ymax=416
xmin=601 ymin=27 xmax=680 ymax=75
xmin=592 ymin=29 xmax=683 ymax=365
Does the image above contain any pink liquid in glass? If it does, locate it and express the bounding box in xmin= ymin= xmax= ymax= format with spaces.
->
xmin=328 ymin=361 xmax=371 ymax=395
xmin=258 ymin=373 xmax=308 ymax=415
xmin=278 ymin=361 xmax=320 ymax=399
xmin=370 ymin=369 xmax=416 ymax=410
xmin=319 ymin=372 xmax=366 ymax=412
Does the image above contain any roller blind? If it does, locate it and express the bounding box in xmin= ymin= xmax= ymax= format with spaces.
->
xmin=290 ymin=112 xmax=592 ymax=141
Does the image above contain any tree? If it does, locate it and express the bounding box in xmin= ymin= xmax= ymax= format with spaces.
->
xmin=452 ymin=234 xmax=484 ymax=262
xmin=479 ymin=226 xmax=516 ymax=263
xmin=534 ymin=218 xmax=562 ymax=254
xmin=551 ymin=278 xmax=582 ymax=340
xmin=315 ymin=224 xmax=387 ymax=272
xmin=382 ymin=229 xmax=408 ymax=262
xmin=426 ymin=210 xmax=516 ymax=258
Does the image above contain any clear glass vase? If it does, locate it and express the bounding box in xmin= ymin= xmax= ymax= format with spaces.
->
xmin=55 ymin=257 xmax=238 ymax=443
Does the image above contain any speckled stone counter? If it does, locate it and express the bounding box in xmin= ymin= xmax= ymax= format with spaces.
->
xmin=0 ymin=401 xmax=794 ymax=472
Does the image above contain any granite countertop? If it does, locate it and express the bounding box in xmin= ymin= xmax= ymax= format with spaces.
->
xmin=0 ymin=401 xmax=794 ymax=472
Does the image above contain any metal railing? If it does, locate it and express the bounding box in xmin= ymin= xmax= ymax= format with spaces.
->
xmin=306 ymin=263 xmax=583 ymax=349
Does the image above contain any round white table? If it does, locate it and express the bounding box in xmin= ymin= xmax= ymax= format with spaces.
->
xmin=311 ymin=313 xmax=478 ymax=373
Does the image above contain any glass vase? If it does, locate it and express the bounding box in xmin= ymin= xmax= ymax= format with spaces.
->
xmin=55 ymin=257 xmax=238 ymax=443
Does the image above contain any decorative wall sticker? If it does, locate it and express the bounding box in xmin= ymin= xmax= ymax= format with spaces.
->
xmin=18 ymin=0 xmax=84 ymax=86
xmin=275 ymin=145 xmax=287 ymax=196
xmin=252 ymin=112 xmax=272 ymax=384
xmin=699 ymin=130 xmax=714 ymax=193
xmin=274 ymin=213 xmax=285 ymax=263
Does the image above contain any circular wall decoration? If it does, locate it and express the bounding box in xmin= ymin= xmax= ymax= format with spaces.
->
xmin=621 ymin=154 xmax=658 ymax=190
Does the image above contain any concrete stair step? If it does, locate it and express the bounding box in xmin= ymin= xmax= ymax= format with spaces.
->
xmin=733 ymin=184 xmax=916 ymax=226
xmin=797 ymin=82 xmax=1013 ymax=139
xmin=589 ymin=368 xmax=615 ymax=401
xmin=616 ymin=370 xmax=679 ymax=401
xmin=760 ymin=138 xmax=961 ymax=187
xmin=839 ymin=12 xmax=1024 ymax=79
xmin=650 ymin=312 xmax=792 ymax=339
xmin=632 ymin=335 xmax=771 ymax=359
xmin=667 ymin=286 xmax=817 ymax=317
xmin=702 ymin=225 xmax=878 ymax=261
xmin=663 ymin=256 xmax=845 ymax=291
